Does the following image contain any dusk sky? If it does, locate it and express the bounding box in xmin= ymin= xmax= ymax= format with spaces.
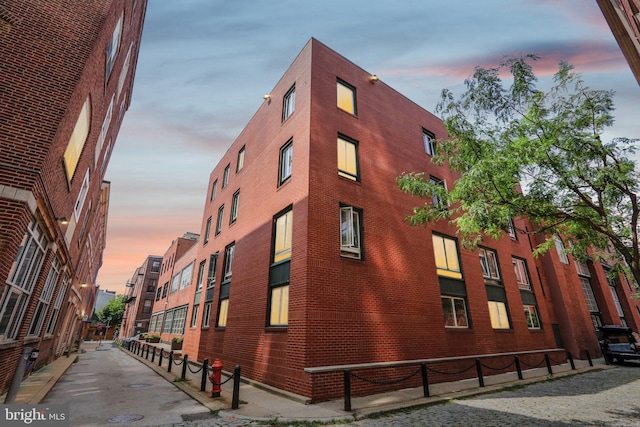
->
xmin=98 ymin=0 xmax=640 ymax=295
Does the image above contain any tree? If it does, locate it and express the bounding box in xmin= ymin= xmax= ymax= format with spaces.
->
xmin=397 ymin=56 xmax=640 ymax=285
xmin=94 ymin=295 xmax=126 ymax=327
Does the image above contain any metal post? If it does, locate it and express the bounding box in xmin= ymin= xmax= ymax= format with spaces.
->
xmin=343 ymin=370 xmax=352 ymax=411
xmin=586 ymin=349 xmax=593 ymax=366
xmin=4 ymin=348 xmax=32 ymax=404
xmin=168 ymin=351 xmax=174 ymax=373
xmin=151 ymin=346 xmax=156 ymax=363
xmin=515 ymin=355 xmax=523 ymax=380
xmin=567 ymin=352 xmax=575 ymax=370
xmin=146 ymin=345 xmax=150 ymax=359
xmin=159 ymin=350 xmax=163 ymax=367
xmin=201 ymin=358 xmax=209 ymax=392
xmin=181 ymin=355 xmax=188 ymax=381
xmin=545 ymin=353 xmax=553 ymax=375
xmin=421 ymin=363 xmax=430 ymax=397
xmin=475 ymin=358 xmax=485 ymax=387
xmin=232 ymin=365 xmax=241 ymax=410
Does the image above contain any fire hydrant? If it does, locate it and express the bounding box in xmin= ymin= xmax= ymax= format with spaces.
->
xmin=209 ymin=358 xmax=223 ymax=397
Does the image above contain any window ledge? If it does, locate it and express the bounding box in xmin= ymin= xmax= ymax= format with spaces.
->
xmin=265 ymin=326 xmax=288 ymax=333
xmin=24 ymin=336 xmax=41 ymax=345
xmin=0 ymin=339 xmax=20 ymax=350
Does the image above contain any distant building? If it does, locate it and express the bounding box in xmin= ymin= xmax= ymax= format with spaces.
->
xmin=597 ymin=0 xmax=640 ymax=85
xmin=121 ymin=256 xmax=162 ymax=337
xmin=93 ymin=288 xmax=117 ymax=315
xmin=0 ymin=0 xmax=147 ymax=394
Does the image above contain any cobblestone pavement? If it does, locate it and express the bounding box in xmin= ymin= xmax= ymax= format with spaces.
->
xmin=163 ymin=364 xmax=640 ymax=427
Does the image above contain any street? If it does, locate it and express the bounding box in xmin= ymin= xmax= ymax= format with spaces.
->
xmin=42 ymin=343 xmax=640 ymax=427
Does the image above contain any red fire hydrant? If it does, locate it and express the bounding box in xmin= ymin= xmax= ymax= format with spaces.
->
xmin=209 ymin=358 xmax=223 ymax=397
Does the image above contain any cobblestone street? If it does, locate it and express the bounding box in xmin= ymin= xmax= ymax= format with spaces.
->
xmin=167 ymin=365 xmax=640 ymax=427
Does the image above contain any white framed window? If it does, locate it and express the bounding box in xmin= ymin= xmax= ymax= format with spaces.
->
xmin=179 ymin=262 xmax=193 ymax=290
xmin=216 ymin=205 xmax=224 ymax=235
xmin=95 ymin=95 xmax=114 ymax=167
xmin=74 ymin=169 xmax=90 ymax=221
xmin=171 ymin=306 xmax=187 ymax=334
xmin=610 ymin=285 xmax=625 ymax=318
xmin=222 ymin=164 xmax=230 ymax=188
xmin=512 ymin=258 xmax=531 ymax=290
xmin=282 ymin=84 xmax=295 ymax=122
xmin=28 ymin=256 xmax=61 ymax=336
xmin=170 ymin=272 xmax=181 ymax=293
xmin=210 ymin=179 xmax=218 ymax=202
xmin=236 ymin=146 xmax=245 ymax=173
xmin=190 ymin=304 xmax=199 ymax=328
xmin=340 ymin=206 xmax=362 ymax=259
xmin=223 ymin=243 xmax=235 ymax=280
xmin=423 ymin=129 xmax=436 ymax=156
xmin=207 ymin=254 xmax=218 ymax=286
xmin=575 ymin=260 xmax=591 ymax=277
xmin=580 ymin=277 xmax=599 ymax=313
xmin=553 ymin=235 xmax=569 ymax=264
xmin=279 ymin=139 xmax=293 ymax=185
xmin=479 ymin=247 xmax=500 ymax=280
xmin=430 ymin=176 xmax=447 ymax=208
xmin=105 ymin=13 xmax=123 ymax=81
xmin=488 ymin=301 xmax=510 ymax=329
xmin=230 ymin=190 xmax=240 ymax=224
xmin=524 ymin=305 xmax=541 ymax=329
xmin=46 ymin=274 xmax=69 ymax=335
xmin=204 ymin=216 xmax=212 ymax=243
xmin=202 ymin=302 xmax=211 ymax=328
xmin=196 ymin=260 xmax=206 ymax=291
xmin=117 ymin=43 xmax=133 ymax=100
xmin=442 ymin=296 xmax=469 ymax=328
xmin=432 ymin=234 xmax=462 ymax=279
xmin=507 ymin=218 xmax=517 ymax=240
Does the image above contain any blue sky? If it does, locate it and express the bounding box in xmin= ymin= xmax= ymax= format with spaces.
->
xmin=99 ymin=0 xmax=640 ymax=294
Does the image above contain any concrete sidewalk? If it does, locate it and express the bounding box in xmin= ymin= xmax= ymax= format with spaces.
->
xmin=1 ymin=340 xmax=611 ymax=423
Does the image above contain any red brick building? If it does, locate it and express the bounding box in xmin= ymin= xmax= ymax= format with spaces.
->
xmin=0 ymin=0 xmax=147 ymax=394
xmin=597 ymin=0 xmax=640 ymax=85
xmin=121 ymin=255 xmax=161 ymax=338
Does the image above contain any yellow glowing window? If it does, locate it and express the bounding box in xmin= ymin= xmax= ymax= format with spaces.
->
xmin=270 ymin=285 xmax=289 ymax=326
xmin=337 ymin=80 xmax=356 ymax=114
xmin=337 ymin=135 xmax=358 ymax=180
xmin=274 ymin=210 xmax=292 ymax=263
xmin=432 ymin=234 xmax=462 ymax=279
xmin=63 ymin=97 xmax=91 ymax=180
xmin=217 ymin=299 xmax=228 ymax=327
xmin=488 ymin=301 xmax=510 ymax=329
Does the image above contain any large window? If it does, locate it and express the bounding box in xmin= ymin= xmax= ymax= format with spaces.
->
xmin=0 ymin=218 xmax=48 ymax=340
xmin=282 ymin=84 xmax=295 ymax=122
xmin=190 ymin=304 xmax=199 ymax=328
xmin=105 ymin=13 xmax=123 ymax=81
xmin=269 ymin=208 xmax=292 ymax=326
xmin=270 ymin=286 xmax=289 ymax=326
xmin=223 ymin=243 xmax=235 ymax=280
xmin=216 ymin=205 xmax=224 ymax=235
xmin=170 ymin=272 xmax=180 ymax=293
xmin=512 ymin=258 xmax=531 ymax=290
xmin=179 ymin=262 xmax=193 ymax=290
xmin=479 ymin=248 xmax=500 ymax=280
xmin=273 ymin=209 xmax=293 ymax=263
xmin=423 ymin=129 xmax=436 ymax=156
xmin=230 ymin=190 xmax=240 ymax=224
xmin=46 ymin=274 xmax=69 ymax=335
xmin=337 ymin=79 xmax=356 ymax=115
xmin=207 ymin=253 xmax=218 ymax=286
xmin=95 ymin=95 xmax=114 ymax=167
xmin=442 ymin=296 xmax=468 ymax=328
xmin=202 ymin=302 xmax=211 ymax=328
xmin=217 ymin=299 xmax=229 ymax=327
xmin=432 ymin=234 xmax=462 ymax=279
xmin=479 ymin=247 xmax=510 ymax=329
xmin=340 ymin=206 xmax=362 ymax=259
xmin=553 ymin=235 xmax=569 ymax=264
xmin=524 ymin=305 xmax=541 ymax=329
xmin=28 ymin=256 xmax=61 ymax=336
xmin=63 ymin=97 xmax=91 ymax=181
xmin=337 ymin=135 xmax=359 ymax=181
xmin=279 ymin=139 xmax=293 ymax=185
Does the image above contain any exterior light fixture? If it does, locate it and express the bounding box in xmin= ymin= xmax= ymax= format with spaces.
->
xmin=370 ymin=74 xmax=379 ymax=83
xmin=263 ymin=94 xmax=271 ymax=100
xmin=57 ymin=217 xmax=69 ymax=225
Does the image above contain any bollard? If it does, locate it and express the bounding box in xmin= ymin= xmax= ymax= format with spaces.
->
xmin=343 ymin=370 xmax=352 ymax=411
xmin=181 ymin=355 xmax=188 ymax=381
xmin=209 ymin=358 xmax=223 ymax=397
xmin=201 ymin=358 xmax=209 ymax=392
xmin=168 ymin=351 xmax=174 ymax=373
xmin=421 ymin=363 xmax=430 ymax=397
xmin=146 ymin=345 xmax=150 ymax=359
xmin=545 ymin=353 xmax=553 ymax=375
xmin=151 ymin=346 xmax=156 ymax=363
xmin=159 ymin=350 xmax=163 ymax=367
xmin=567 ymin=352 xmax=575 ymax=370
xmin=586 ymin=349 xmax=593 ymax=366
xmin=515 ymin=355 xmax=523 ymax=380
xmin=475 ymin=358 xmax=485 ymax=387
xmin=232 ymin=365 xmax=241 ymax=409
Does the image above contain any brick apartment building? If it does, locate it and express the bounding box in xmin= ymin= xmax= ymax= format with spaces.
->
xmin=121 ymin=255 xmax=161 ymax=338
xmin=597 ymin=0 xmax=640 ymax=85
xmin=0 ymin=0 xmax=147 ymax=394
xmin=142 ymin=39 xmax=640 ymax=401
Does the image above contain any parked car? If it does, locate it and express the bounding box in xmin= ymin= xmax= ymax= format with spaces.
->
xmin=598 ymin=325 xmax=640 ymax=364
xmin=124 ymin=333 xmax=146 ymax=344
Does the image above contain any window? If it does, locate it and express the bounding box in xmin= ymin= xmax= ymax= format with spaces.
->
xmin=105 ymin=14 xmax=123 ymax=81
xmin=282 ymin=84 xmax=295 ymax=122
xmin=423 ymin=129 xmax=436 ymax=156
xmin=28 ymin=256 xmax=61 ymax=336
xmin=210 ymin=179 xmax=218 ymax=201
xmin=190 ymin=304 xmax=199 ymax=328
xmin=46 ymin=275 xmax=69 ymax=335
xmin=274 ymin=209 xmax=293 ymax=263
xmin=430 ymin=176 xmax=446 ymax=209
xmin=222 ymin=164 xmax=230 ymax=188
xmin=171 ymin=306 xmax=188 ymax=334
xmin=554 ymin=235 xmax=569 ymax=264
xmin=179 ymin=262 xmax=193 ymax=290
xmin=170 ymin=272 xmax=180 ymax=293
xmin=161 ymin=282 xmax=168 ymax=298
xmin=340 ymin=206 xmax=362 ymax=259
xmin=147 ymin=279 xmax=157 ymax=292
xmin=204 ymin=216 xmax=212 ymax=243
xmin=512 ymin=258 xmax=531 ymax=290
xmin=279 ymin=139 xmax=293 ymax=185
xmin=95 ymin=96 xmax=114 ymax=167
xmin=142 ymin=299 xmax=152 ymax=314
xmin=524 ymin=305 xmax=541 ymax=329
xmin=230 ymin=190 xmax=240 ymax=224
xmin=196 ymin=260 xmax=206 ymax=291
xmin=64 ymin=97 xmax=91 ymax=181
xmin=270 ymin=285 xmax=289 ymax=326
xmin=202 ymin=302 xmax=211 ymax=328
xmin=155 ymin=287 xmax=162 ymax=301
xmin=117 ymin=44 xmax=133 ymax=100
xmin=207 ymin=254 xmax=218 ymax=286
xmin=0 ymin=219 xmax=48 ymax=340
xmin=432 ymin=234 xmax=462 ymax=279
xmin=217 ymin=299 xmax=229 ymax=327
xmin=488 ymin=301 xmax=510 ymax=329
xmin=442 ymin=296 xmax=469 ymax=328
xmin=337 ymin=79 xmax=356 ymax=114
xmin=216 ymin=205 xmax=224 ymax=235
xmin=151 ymin=260 xmax=161 ymax=273
xmin=580 ymin=277 xmax=600 ymax=313
xmin=223 ymin=243 xmax=235 ymax=280
xmin=236 ymin=146 xmax=245 ymax=172
xmin=337 ymin=135 xmax=359 ymax=181
xmin=478 ymin=248 xmax=500 ymax=280
xmin=507 ymin=218 xmax=517 ymax=240
xmin=610 ymin=284 xmax=625 ymax=319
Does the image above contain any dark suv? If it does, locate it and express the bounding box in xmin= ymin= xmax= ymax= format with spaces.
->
xmin=599 ymin=325 xmax=640 ymax=364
